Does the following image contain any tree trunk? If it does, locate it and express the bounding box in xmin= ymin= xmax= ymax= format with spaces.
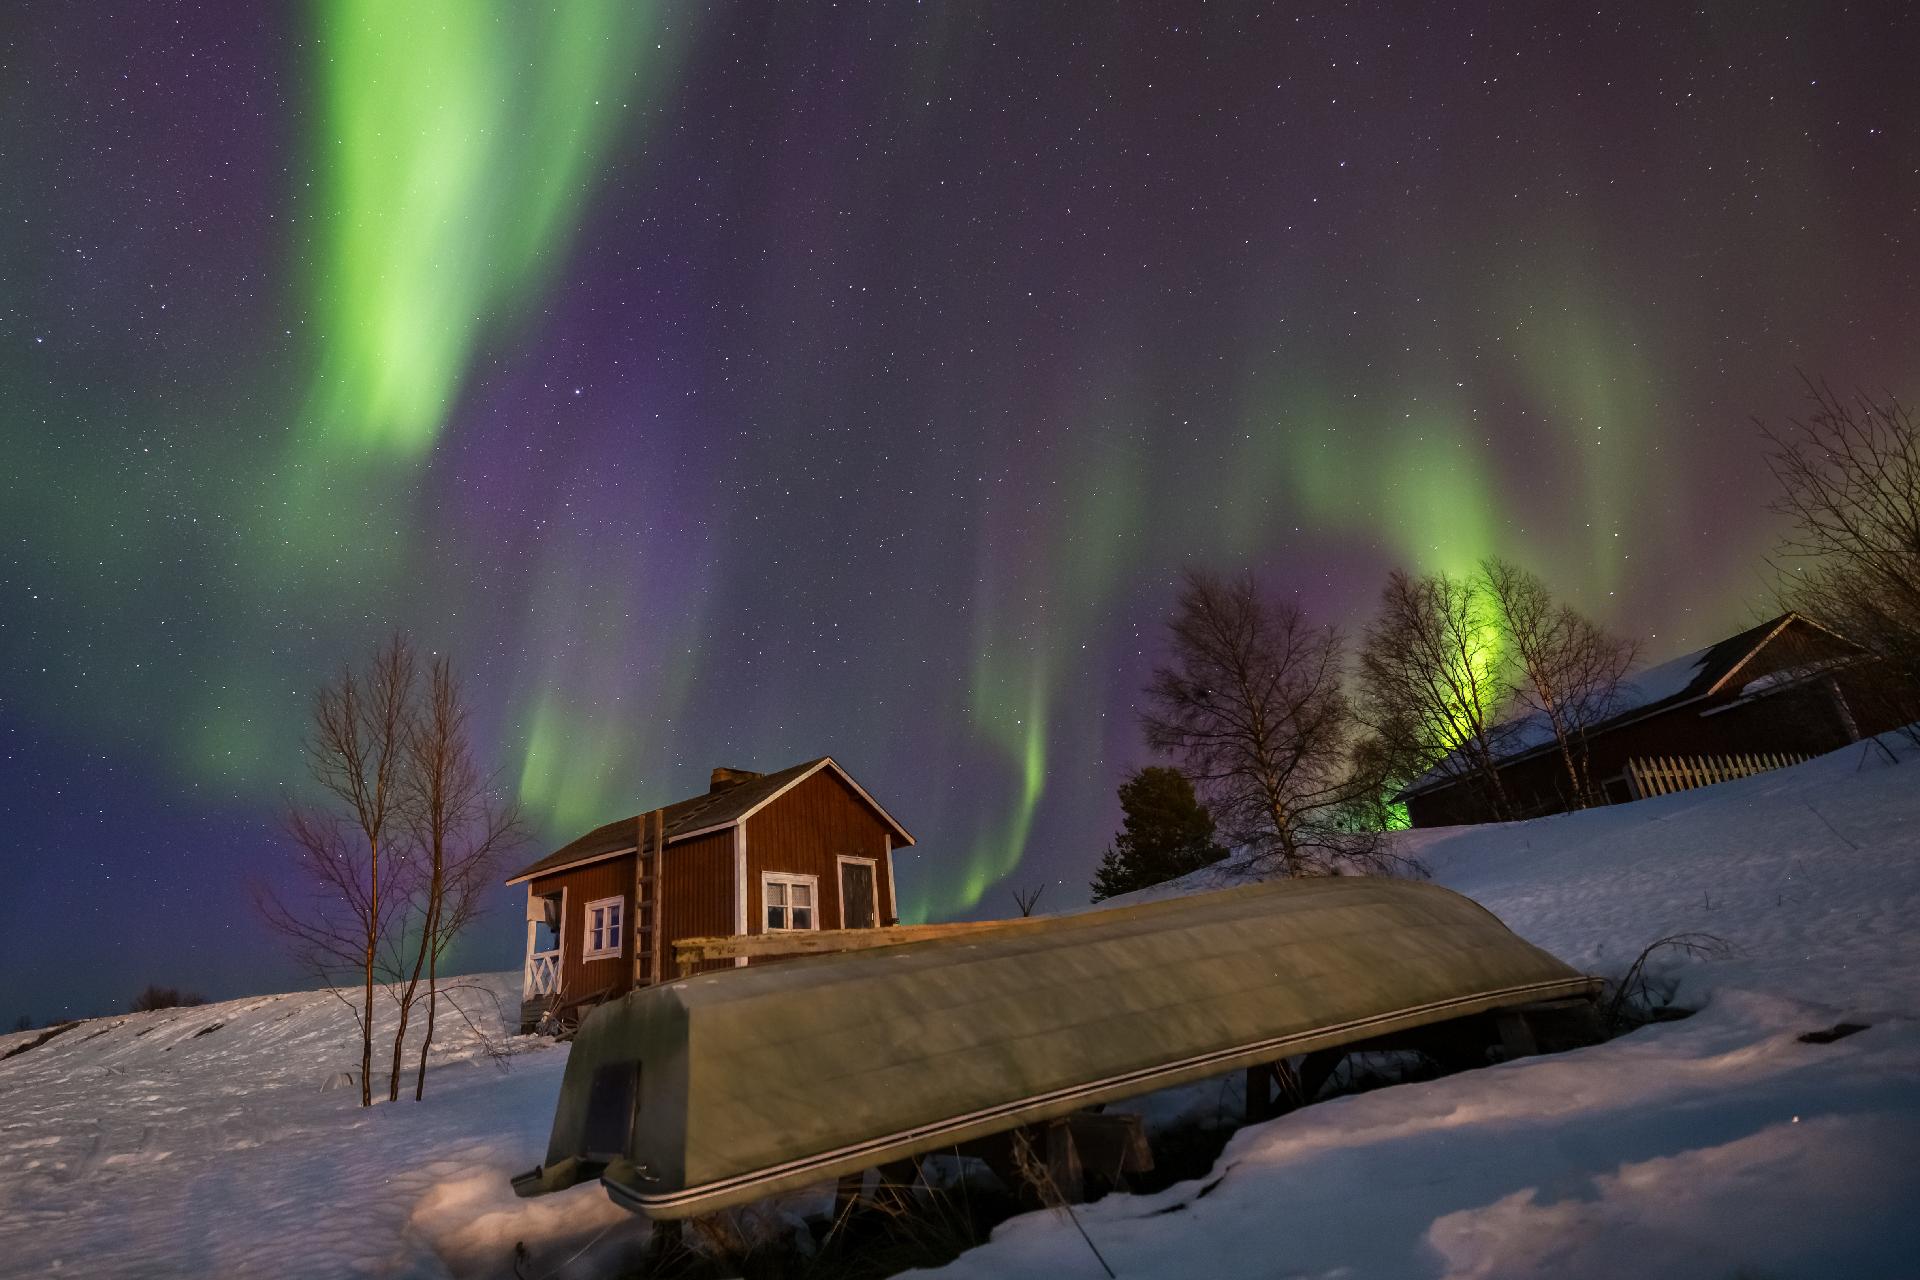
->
xmin=413 ymin=956 xmax=436 ymax=1102
xmin=1555 ymin=730 xmax=1587 ymax=808
xmin=387 ymin=928 xmax=428 ymax=1101
xmin=1268 ymin=793 xmax=1303 ymax=876
xmin=1471 ymin=733 xmax=1512 ymax=821
xmin=360 ymin=839 xmax=376 ymax=1108
xmin=414 ymin=889 xmax=441 ymax=1101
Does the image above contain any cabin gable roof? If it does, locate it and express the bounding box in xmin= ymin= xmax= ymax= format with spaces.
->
xmin=506 ymin=756 xmax=914 ymax=886
xmin=1398 ymin=612 xmax=1861 ymax=801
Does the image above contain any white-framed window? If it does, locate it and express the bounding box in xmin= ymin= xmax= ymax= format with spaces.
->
xmin=583 ymin=896 xmax=624 ymax=960
xmin=762 ymin=872 xmax=818 ymax=932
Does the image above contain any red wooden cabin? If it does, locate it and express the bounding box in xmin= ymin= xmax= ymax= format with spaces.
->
xmin=507 ymin=757 xmax=915 ymax=1030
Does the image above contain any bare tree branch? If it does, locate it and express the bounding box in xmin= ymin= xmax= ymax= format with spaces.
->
xmin=1359 ymin=570 xmax=1515 ymax=821
xmin=1761 ymin=376 xmax=1920 ymax=740
xmin=258 ymin=635 xmax=417 ymax=1107
xmin=1481 ymin=557 xmax=1639 ymax=811
xmin=401 ymin=655 xmax=524 ymax=1100
xmin=1144 ymin=569 xmax=1412 ymax=877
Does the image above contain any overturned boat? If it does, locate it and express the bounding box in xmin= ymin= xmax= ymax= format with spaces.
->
xmin=513 ymin=876 xmax=1599 ymax=1219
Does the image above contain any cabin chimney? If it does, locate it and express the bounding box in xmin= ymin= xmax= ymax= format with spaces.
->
xmin=709 ymin=767 xmax=761 ymax=793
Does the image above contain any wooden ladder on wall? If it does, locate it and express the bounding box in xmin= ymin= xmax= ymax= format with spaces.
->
xmin=633 ymin=808 xmax=667 ymax=988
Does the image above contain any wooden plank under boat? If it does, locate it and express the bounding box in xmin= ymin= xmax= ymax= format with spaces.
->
xmin=511 ymin=876 xmax=1599 ymax=1219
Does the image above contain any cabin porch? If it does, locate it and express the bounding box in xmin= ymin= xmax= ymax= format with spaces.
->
xmin=520 ymin=890 xmax=563 ymax=1033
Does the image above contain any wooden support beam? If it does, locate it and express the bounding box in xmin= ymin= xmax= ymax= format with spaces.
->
xmin=954 ymin=1111 xmax=1147 ymax=1207
xmin=875 ymin=1156 xmax=922 ymax=1209
xmin=831 ymin=1172 xmax=863 ymax=1223
xmin=1065 ymin=1111 xmax=1153 ymax=1183
xmin=1244 ymin=1063 xmax=1273 ymax=1122
xmin=1297 ymin=1047 xmax=1345 ymax=1104
xmin=1494 ymin=1009 xmax=1540 ymax=1060
xmin=673 ymin=916 xmax=1039 ymax=964
xmin=1042 ymin=1119 xmax=1084 ymax=1206
xmin=1272 ymin=1058 xmax=1304 ymax=1110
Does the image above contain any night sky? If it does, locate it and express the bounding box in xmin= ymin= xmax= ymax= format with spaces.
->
xmin=4 ymin=2 xmax=1916 ymax=1022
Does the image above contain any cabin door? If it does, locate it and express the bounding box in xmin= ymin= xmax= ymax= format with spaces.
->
xmin=839 ymin=859 xmax=878 ymax=930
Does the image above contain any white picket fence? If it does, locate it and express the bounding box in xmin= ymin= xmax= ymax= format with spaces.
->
xmin=1623 ymin=751 xmax=1808 ymax=800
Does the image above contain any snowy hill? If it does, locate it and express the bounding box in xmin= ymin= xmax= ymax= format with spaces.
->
xmin=937 ymin=738 xmax=1920 ymax=1279
xmin=0 ymin=974 xmax=626 ymax=1277
xmin=3 ymin=738 xmax=1917 ymax=1277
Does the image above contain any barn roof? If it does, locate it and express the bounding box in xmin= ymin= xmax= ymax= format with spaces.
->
xmin=1398 ymin=612 xmax=1857 ymax=800
xmin=505 ymin=756 xmax=915 ymax=886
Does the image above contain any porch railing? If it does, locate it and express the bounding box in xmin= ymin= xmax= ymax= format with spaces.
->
xmin=524 ymin=949 xmax=561 ymax=997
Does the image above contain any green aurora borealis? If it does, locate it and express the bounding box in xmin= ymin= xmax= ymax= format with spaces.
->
xmin=305 ymin=1 xmax=673 ymax=457
xmin=4 ymin=1 xmax=1917 ymax=1011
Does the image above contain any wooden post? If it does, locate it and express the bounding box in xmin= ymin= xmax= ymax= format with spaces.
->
xmin=1297 ymin=1048 xmax=1344 ymax=1104
xmin=833 ymin=1172 xmax=865 ymax=1220
xmin=1244 ymin=1063 xmax=1272 ymax=1122
xmin=1064 ymin=1112 xmax=1154 ymax=1184
xmin=1493 ymin=1010 xmax=1538 ymax=1059
xmin=876 ymin=1156 xmax=921 ymax=1211
xmin=1043 ymin=1120 xmax=1084 ymax=1205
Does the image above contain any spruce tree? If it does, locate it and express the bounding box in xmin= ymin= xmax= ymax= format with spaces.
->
xmin=1090 ymin=766 xmax=1227 ymax=901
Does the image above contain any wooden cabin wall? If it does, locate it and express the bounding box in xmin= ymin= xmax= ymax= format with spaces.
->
xmin=744 ymin=768 xmax=897 ymax=939
xmin=661 ymin=828 xmax=737 ymax=978
xmin=531 ymin=854 xmax=635 ymax=1003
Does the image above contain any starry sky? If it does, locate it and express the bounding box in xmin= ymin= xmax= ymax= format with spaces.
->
xmin=4 ymin=2 xmax=1916 ymax=1022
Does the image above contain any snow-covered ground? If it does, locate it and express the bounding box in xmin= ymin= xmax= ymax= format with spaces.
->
xmin=933 ymin=737 xmax=1920 ymax=1280
xmin=0 ymin=977 xmax=635 ymax=1278
xmin=3 ymin=738 xmax=1916 ymax=1278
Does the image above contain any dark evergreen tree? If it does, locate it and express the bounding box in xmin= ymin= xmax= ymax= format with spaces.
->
xmin=1090 ymin=766 xmax=1228 ymax=901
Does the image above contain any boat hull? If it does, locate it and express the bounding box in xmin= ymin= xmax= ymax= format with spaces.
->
xmin=514 ymin=876 xmax=1598 ymax=1218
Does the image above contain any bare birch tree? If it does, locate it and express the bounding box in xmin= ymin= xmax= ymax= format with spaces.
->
xmin=260 ymin=635 xmax=417 ymax=1108
xmin=395 ymin=656 xmax=521 ymax=1101
xmin=1762 ymin=378 xmax=1920 ymax=740
xmin=1358 ymin=569 xmax=1514 ymax=820
xmin=1143 ymin=569 xmax=1399 ymax=876
xmin=1481 ymin=557 xmax=1639 ymax=808
xmin=1339 ymin=711 xmax=1423 ymax=832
